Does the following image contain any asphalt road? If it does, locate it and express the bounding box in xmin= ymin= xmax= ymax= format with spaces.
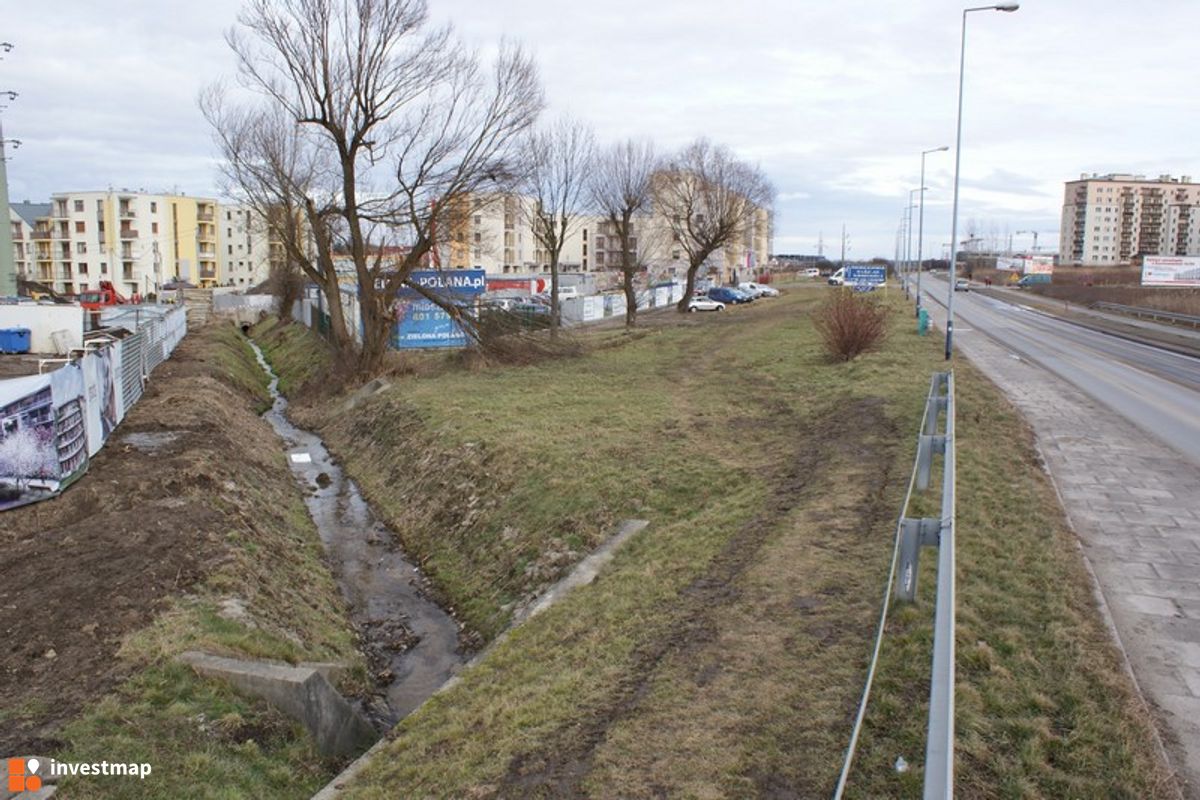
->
xmin=921 ymin=276 xmax=1200 ymax=466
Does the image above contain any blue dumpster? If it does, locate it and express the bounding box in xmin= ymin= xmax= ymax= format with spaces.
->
xmin=0 ymin=327 xmax=32 ymax=354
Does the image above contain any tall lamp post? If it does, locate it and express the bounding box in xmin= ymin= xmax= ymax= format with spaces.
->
xmin=906 ymin=188 xmax=920 ymax=296
xmin=944 ymin=3 xmax=1019 ymax=360
xmin=916 ymin=146 xmax=949 ymax=315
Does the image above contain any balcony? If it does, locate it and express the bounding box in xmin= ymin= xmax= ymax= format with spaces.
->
xmin=119 ymin=207 xmax=136 ymax=219
xmin=119 ymin=228 xmax=139 ymax=239
xmin=31 ymin=229 xmax=51 ymax=240
xmin=197 ymin=210 xmax=214 ymax=222
xmin=199 ymin=266 xmax=217 ymax=280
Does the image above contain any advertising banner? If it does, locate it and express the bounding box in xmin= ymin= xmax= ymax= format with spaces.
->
xmin=996 ymin=257 xmax=1023 ymax=272
xmin=1142 ymin=255 xmax=1200 ymax=287
xmin=1025 ymin=256 xmax=1054 ymax=275
xmin=0 ymin=374 xmax=58 ymax=510
xmin=846 ymin=265 xmax=887 ymax=287
xmin=392 ymin=299 xmax=469 ymax=349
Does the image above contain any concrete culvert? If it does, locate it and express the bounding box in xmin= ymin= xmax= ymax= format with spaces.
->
xmin=240 ymin=323 xmax=251 ymax=335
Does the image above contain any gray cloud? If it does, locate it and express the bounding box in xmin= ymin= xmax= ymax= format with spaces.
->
xmin=4 ymin=1 xmax=1200 ymax=257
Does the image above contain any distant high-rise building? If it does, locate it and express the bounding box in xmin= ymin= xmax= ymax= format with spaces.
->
xmin=1060 ymin=173 xmax=1200 ymax=266
xmin=23 ymin=190 xmax=222 ymax=296
xmin=443 ymin=190 xmax=771 ymax=286
xmin=218 ymin=204 xmax=278 ymax=288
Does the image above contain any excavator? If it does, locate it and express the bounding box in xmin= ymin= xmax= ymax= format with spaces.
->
xmin=77 ymin=281 xmax=137 ymax=311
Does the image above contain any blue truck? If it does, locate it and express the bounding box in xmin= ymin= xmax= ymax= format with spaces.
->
xmin=1016 ymin=273 xmax=1052 ymax=288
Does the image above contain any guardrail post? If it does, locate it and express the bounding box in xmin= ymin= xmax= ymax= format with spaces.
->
xmin=916 ymin=434 xmax=946 ymax=491
xmin=896 ymin=517 xmax=941 ymax=602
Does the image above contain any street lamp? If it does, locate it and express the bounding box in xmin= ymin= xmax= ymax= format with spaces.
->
xmin=944 ymin=3 xmax=1019 ymax=361
xmin=916 ymin=146 xmax=949 ymax=316
xmin=905 ymin=189 xmax=920 ymax=296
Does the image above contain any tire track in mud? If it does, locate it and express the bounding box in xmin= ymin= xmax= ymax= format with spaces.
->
xmin=496 ymin=395 xmax=900 ymax=799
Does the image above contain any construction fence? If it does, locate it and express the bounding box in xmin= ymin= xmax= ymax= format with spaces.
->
xmin=0 ymin=305 xmax=187 ymax=512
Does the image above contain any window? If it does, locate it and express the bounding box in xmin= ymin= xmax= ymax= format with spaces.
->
xmin=75 ymin=221 xmax=86 ymax=233
xmin=150 ymin=202 xmax=157 ymax=213
xmin=582 ymin=244 xmax=587 ymax=255
xmin=228 ymin=244 xmax=233 ymax=254
xmin=151 ymin=222 xmax=158 ymax=234
xmin=100 ymin=262 xmax=107 ymax=274
xmin=227 ymin=228 xmax=232 ymax=238
xmin=474 ymin=215 xmax=481 ymax=225
xmin=76 ymin=242 xmax=87 ymax=254
xmin=227 ymin=211 xmax=232 ymax=221
xmin=78 ymin=262 xmax=88 ymax=275
xmin=97 ymin=199 xmax=103 ymax=211
xmin=582 ymin=229 xmax=588 ymax=240
xmin=74 ymin=200 xmax=84 ymax=212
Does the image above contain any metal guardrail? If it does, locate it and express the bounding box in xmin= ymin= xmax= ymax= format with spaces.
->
xmin=1093 ymin=301 xmax=1200 ymax=329
xmin=833 ymin=371 xmax=957 ymax=800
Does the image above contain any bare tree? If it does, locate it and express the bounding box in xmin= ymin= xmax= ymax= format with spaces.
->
xmin=590 ymin=139 xmax=658 ymax=328
xmin=653 ymin=140 xmax=773 ymax=312
xmin=207 ymin=0 xmax=542 ymax=375
xmin=521 ymin=117 xmax=595 ymax=332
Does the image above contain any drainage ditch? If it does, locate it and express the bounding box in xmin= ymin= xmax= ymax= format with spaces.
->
xmin=247 ymin=338 xmax=464 ymax=727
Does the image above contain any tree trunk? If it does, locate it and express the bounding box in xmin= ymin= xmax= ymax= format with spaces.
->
xmin=676 ymin=261 xmax=701 ymax=312
xmin=356 ymin=292 xmax=393 ymax=377
xmin=623 ymin=267 xmax=637 ymax=328
xmin=549 ymin=256 xmax=561 ymax=336
xmin=322 ymin=273 xmax=354 ymax=354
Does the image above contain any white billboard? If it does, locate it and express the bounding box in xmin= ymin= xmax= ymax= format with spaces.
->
xmin=1142 ymin=255 xmax=1200 ymax=287
xmin=1025 ymin=256 xmax=1054 ymax=275
xmin=996 ymin=257 xmax=1023 ymax=272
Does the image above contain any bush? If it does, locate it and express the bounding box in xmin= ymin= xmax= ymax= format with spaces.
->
xmin=812 ymin=288 xmax=890 ymax=361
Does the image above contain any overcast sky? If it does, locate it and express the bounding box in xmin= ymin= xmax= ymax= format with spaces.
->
xmin=4 ymin=1 xmax=1199 ymax=259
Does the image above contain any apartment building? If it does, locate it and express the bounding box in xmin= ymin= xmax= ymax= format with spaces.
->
xmin=22 ymin=191 xmax=221 ymax=297
xmin=10 ymin=202 xmax=49 ymax=283
xmin=1060 ymin=173 xmax=1200 ymax=265
xmin=444 ymin=192 xmax=772 ymax=285
xmin=219 ymin=204 xmax=277 ymax=287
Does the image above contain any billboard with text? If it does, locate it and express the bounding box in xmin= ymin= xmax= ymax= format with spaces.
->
xmin=1142 ymin=255 xmax=1200 ymax=287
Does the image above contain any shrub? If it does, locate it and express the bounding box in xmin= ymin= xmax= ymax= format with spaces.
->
xmin=812 ymin=288 xmax=890 ymax=361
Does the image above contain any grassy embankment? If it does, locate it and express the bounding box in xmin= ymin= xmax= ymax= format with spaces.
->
xmin=259 ymin=287 xmax=1172 ymax=798
xmin=50 ymin=325 xmax=366 ymax=799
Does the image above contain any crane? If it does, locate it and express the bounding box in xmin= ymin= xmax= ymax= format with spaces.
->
xmin=1016 ymin=230 xmax=1042 ymax=252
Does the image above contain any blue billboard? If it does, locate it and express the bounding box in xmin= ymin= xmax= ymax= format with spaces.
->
xmin=392 ymin=269 xmax=485 ymax=349
xmin=846 ymin=265 xmax=887 ymax=288
xmin=392 ymin=299 xmax=469 ymax=349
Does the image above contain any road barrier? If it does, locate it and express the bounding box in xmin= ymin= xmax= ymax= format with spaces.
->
xmin=1092 ymin=301 xmax=1200 ymax=329
xmin=833 ymin=371 xmax=956 ymax=800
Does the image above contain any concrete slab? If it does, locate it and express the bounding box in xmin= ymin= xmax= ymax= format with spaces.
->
xmin=179 ymin=652 xmax=376 ymax=758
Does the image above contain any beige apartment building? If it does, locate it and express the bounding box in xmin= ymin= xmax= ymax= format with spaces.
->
xmin=1060 ymin=173 xmax=1200 ymax=265
xmin=444 ymin=191 xmax=772 ymax=285
xmin=21 ymin=191 xmax=222 ymax=296
xmin=219 ymin=204 xmax=279 ymax=287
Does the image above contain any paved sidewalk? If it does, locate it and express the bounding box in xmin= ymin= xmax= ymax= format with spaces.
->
xmin=920 ymin=294 xmax=1200 ymax=797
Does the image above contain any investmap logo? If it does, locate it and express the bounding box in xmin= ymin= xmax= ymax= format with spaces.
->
xmin=6 ymin=756 xmax=152 ymax=793
xmin=7 ymin=758 xmax=44 ymax=793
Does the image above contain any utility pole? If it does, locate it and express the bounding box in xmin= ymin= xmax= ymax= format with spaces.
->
xmin=840 ymin=224 xmax=848 ymax=268
xmin=0 ymin=61 xmax=17 ymax=297
xmin=817 ymin=230 xmax=824 ymax=257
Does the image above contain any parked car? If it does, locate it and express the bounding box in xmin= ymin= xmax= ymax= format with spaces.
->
xmin=738 ymin=281 xmax=780 ymax=297
xmin=954 ymin=278 xmax=971 ymax=292
xmin=1016 ymin=273 xmax=1052 ymax=288
xmin=707 ymin=286 xmax=753 ymax=304
xmin=803 ymin=267 xmax=821 ymax=278
xmin=687 ymin=296 xmax=726 ymax=313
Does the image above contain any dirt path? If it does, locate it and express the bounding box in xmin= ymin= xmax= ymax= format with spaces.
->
xmin=0 ymin=326 xmax=290 ymax=754
xmin=495 ymin=393 xmax=900 ymax=798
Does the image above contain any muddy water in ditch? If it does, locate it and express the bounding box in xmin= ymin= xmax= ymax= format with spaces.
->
xmin=247 ymin=340 xmax=462 ymax=725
